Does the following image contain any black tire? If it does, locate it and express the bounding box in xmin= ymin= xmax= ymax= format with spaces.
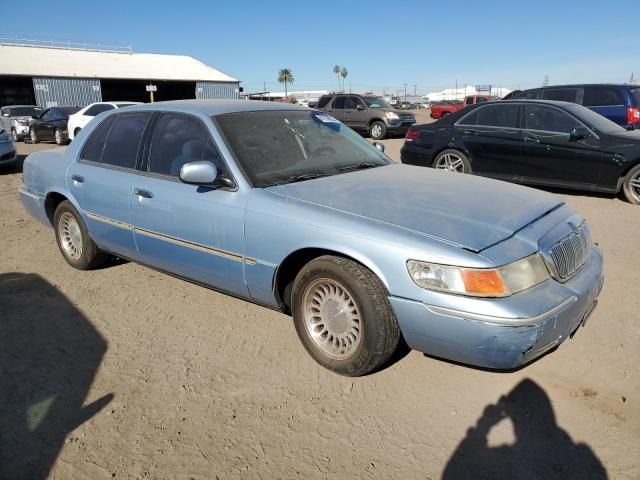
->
xmin=369 ymin=120 xmax=387 ymax=140
xmin=291 ymin=255 xmax=400 ymax=376
xmin=622 ymin=164 xmax=640 ymax=205
xmin=30 ymin=128 xmax=39 ymax=144
xmin=54 ymin=200 xmax=108 ymax=270
xmin=432 ymin=149 xmax=472 ymax=173
xmin=54 ymin=128 xmax=65 ymax=145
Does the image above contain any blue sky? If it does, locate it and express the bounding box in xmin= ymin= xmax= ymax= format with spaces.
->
xmin=2 ymin=0 xmax=638 ymax=95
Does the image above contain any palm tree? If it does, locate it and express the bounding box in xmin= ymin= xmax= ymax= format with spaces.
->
xmin=340 ymin=67 xmax=348 ymax=92
xmin=277 ymin=68 xmax=294 ymax=98
xmin=333 ymin=65 xmax=341 ymax=91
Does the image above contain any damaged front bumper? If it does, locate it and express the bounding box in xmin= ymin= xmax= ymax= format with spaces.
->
xmin=389 ymin=246 xmax=604 ymax=369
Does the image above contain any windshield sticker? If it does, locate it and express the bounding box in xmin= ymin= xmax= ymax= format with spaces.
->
xmin=314 ymin=114 xmax=340 ymax=123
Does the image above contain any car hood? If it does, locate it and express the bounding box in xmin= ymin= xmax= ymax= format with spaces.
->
xmin=266 ymin=164 xmax=563 ymax=252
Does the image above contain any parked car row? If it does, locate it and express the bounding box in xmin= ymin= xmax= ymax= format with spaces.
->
xmin=20 ymin=100 xmax=604 ymax=376
xmin=401 ymin=99 xmax=640 ymax=204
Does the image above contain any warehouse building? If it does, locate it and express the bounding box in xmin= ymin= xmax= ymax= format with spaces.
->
xmin=0 ymin=41 xmax=240 ymax=107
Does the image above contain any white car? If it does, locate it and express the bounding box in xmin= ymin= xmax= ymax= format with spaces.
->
xmin=68 ymin=101 xmax=140 ymax=140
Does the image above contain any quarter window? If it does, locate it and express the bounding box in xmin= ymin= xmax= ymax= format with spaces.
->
xmin=541 ymin=89 xmax=578 ymax=103
xmin=583 ymin=87 xmax=624 ymax=107
xmin=524 ymin=105 xmax=580 ymax=133
xmin=80 ymin=116 xmax=115 ymax=163
xmin=148 ymin=113 xmax=222 ymax=177
xmin=100 ymin=113 xmax=150 ymax=169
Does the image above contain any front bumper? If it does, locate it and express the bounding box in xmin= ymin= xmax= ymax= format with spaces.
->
xmin=14 ymin=124 xmax=29 ymax=139
xmin=389 ymin=246 xmax=604 ymax=369
xmin=0 ymin=142 xmax=17 ymax=165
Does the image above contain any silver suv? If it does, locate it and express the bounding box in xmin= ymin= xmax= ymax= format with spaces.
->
xmin=316 ymin=94 xmax=415 ymax=140
xmin=0 ymin=105 xmax=44 ymax=141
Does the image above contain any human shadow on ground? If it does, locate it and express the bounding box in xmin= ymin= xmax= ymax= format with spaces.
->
xmin=0 ymin=272 xmax=113 ymax=479
xmin=442 ymin=378 xmax=607 ymax=480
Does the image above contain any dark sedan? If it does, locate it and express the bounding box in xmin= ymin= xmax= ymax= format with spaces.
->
xmin=401 ymin=100 xmax=640 ymax=204
xmin=29 ymin=106 xmax=81 ymax=145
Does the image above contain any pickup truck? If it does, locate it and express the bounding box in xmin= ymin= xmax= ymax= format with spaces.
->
xmin=430 ymin=95 xmax=490 ymax=119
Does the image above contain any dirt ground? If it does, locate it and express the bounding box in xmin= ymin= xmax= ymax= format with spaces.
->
xmin=1 ymin=126 xmax=639 ymax=479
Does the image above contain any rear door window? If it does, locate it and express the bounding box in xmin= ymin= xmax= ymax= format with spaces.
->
xmin=524 ymin=105 xmax=580 ymax=133
xmin=100 ymin=113 xmax=151 ymax=169
xmin=583 ymin=87 xmax=625 ymax=107
xmin=474 ymin=104 xmax=518 ymax=128
xmin=541 ymin=89 xmax=578 ymax=103
xmin=630 ymin=88 xmax=640 ymax=106
xmin=332 ymin=96 xmax=346 ymax=109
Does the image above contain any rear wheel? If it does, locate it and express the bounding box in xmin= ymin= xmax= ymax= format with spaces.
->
xmin=54 ymin=200 xmax=108 ymax=269
xmin=30 ymin=128 xmax=38 ymax=144
xmin=622 ymin=164 xmax=640 ymax=205
xmin=433 ymin=149 xmax=471 ymax=173
xmin=369 ymin=121 xmax=387 ymax=140
xmin=292 ymin=255 xmax=400 ymax=376
xmin=54 ymin=128 xmax=65 ymax=145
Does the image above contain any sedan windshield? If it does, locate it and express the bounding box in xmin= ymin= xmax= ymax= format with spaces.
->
xmin=215 ymin=110 xmax=390 ymax=187
xmin=11 ymin=106 xmax=43 ymax=117
xmin=363 ymin=97 xmax=391 ymax=109
xmin=566 ymin=104 xmax=627 ymax=134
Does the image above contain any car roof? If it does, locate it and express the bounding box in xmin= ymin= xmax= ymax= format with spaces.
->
xmin=500 ymin=99 xmax=578 ymax=107
xmin=120 ymin=99 xmax=307 ymax=116
xmin=522 ymin=83 xmax=639 ymax=89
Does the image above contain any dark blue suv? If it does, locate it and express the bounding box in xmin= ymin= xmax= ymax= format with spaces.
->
xmin=508 ymin=84 xmax=640 ymax=129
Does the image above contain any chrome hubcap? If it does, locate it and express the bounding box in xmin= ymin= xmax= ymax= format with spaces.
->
xmin=11 ymin=129 xmax=17 ymax=141
xmin=55 ymin=130 xmax=62 ymax=142
xmin=436 ymin=153 xmax=465 ymax=172
xmin=30 ymin=129 xmax=36 ymax=141
xmin=302 ymin=278 xmax=362 ymax=360
xmin=371 ymin=125 xmax=382 ymax=138
xmin=630 ymin=172 xmax=640 ymax=202
xmin=58 ymin=212 xmax=83 ymax=260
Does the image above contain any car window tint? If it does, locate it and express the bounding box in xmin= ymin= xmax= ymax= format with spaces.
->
xmin=41 ymin=109 xmax=53 ymax=120
xmin=458 ymin=109 xmax=480 ymax=125
xmin=525 ymin=105 xmax=579 ymax=133
xmin=332 ymin=96 xmax=346 ymax=109
xmin=476 ymin=97 xmax=488 ymax=103
xmin=517 ymin=90 xmax=539 ymax=99
xmin=85 ymin=104 xmax=115 ymax=116
xmin=345 ymin=96 xmax=363 ymax=109
xmin=475 ymin=105 xmax=518 ymax=127
xmin=631 ymin=88 xmax=640 ymax=106
xmin=583 ymin=87 xmax=625 ymax=107
xmin=80 ymin=116 xmax=116 ymax=163
xmin=316 ymin=96 xmax=332 ymax=109
xmin=100 ymin=113 xmax=150 ymax=169
xmin=148 ymin=113 xmax=222 ymax=177
xmin=541 ymin=89 xmax=577 ymax=103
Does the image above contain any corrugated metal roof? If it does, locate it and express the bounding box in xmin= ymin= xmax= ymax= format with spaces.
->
xmin=0 ymin=45 xmax=238 ymax=82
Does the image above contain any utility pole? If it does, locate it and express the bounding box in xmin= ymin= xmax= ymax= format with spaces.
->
xmin=413 ymin=84 xmax=417 ymax=96
xmin=403 ymin=83 xmax=408 ymax=101
xmin=543 ymin=75 xmax=549 ymax=87
xmin=455 ymin=79 xmax=458 ymax=100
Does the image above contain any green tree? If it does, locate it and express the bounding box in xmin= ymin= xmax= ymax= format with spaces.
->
xmin=277 ymin=68 xmax=294 ymax=98
xmin=340 ymin=67 xmax=349 ymax=92
xmin=333 ymin=65 xmax=341 ymax=91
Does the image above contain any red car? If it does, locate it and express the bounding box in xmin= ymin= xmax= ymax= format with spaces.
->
xmin=430 ymin=95 xmax=490 ymax=119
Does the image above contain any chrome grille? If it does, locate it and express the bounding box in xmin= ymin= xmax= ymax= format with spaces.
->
xmin=549 ymin=226 xmax=591 ymax=280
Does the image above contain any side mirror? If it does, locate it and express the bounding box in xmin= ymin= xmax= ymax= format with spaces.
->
xmin=180 ymin=161 xmax=218 ymax=185
xmin=570 ymin=126 xmax=590 ymax=141
xmin=31 ymin=115 xmax=39 ymax=119
xmin=373 ymin=142 xmax=385 ymax=153
xmin=356 ymin=104 xmax=365 ymax=111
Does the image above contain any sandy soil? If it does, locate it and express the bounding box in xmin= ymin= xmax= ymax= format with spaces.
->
xmin=1 ymin=132 xmax=638 ymax=479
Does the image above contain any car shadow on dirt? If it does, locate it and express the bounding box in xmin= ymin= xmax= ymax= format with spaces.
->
xmin=0 ymin=272 xmax=113 ymax=479
xmin=442 ymin=378 xmax=608 ymax=479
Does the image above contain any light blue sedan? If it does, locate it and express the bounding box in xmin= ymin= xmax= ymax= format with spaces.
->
xmin=20 ymin=100 xmax=604 ymax=376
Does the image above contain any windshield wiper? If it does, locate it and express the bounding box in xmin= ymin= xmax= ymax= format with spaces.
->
xmin=268 ymin=172 xmax=332 ymax=186
xmin=337 ymin=162 xmax=380 ymax=173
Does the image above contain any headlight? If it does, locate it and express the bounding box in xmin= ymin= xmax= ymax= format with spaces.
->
xmin=407 ymin=254 xmax=549 ymax=297
xmin=385 ymin=112 xmax=400 ymax=120
xmin=0 ymin=131 xmax=12 ymax=144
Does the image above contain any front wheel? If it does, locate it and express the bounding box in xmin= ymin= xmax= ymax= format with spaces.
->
xmin=369 ymin=121 xmax=387 ymax=140
xmin=54 ymin=128 xmax=65 ymax=145
xmin=433 ymin=149 xmax=472 ymax=173
xmin=30 ymin=128 xmax=39 ymax=144
xmin=54 ymin=200 xmax=108 ymax=269
xmin=292 ymin=255 xmax=400 ymax=376
xmin=622 ymin=164 xmax=640 ymax=205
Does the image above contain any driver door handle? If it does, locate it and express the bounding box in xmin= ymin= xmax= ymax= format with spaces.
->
xmin=523 ymin=136 xmax=540 ymax=143
xmin=133 ymin=188 xmax=154 ymax=199
xmin=71 ymin=174 xmax=85 ymax=183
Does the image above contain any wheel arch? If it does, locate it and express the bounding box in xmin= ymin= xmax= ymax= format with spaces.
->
xmin=273 ymin=247 xmax=389 ymax=313
xmin=44 ymin=189 xmax=81 ymax=226
xmin=367 ymin=117 xmax=385 ymax=128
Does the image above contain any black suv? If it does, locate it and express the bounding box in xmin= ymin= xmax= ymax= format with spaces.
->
xmin=315 ymin=94 xmax=415 ymax=140
xmin=507 ymin=84 xmax=640 ymax=129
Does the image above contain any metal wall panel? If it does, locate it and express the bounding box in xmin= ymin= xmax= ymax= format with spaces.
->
xmin=195 ymin=81 xmax=239 ymax=100
xmin=32 ymin=77 xmax=102 ymax=107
